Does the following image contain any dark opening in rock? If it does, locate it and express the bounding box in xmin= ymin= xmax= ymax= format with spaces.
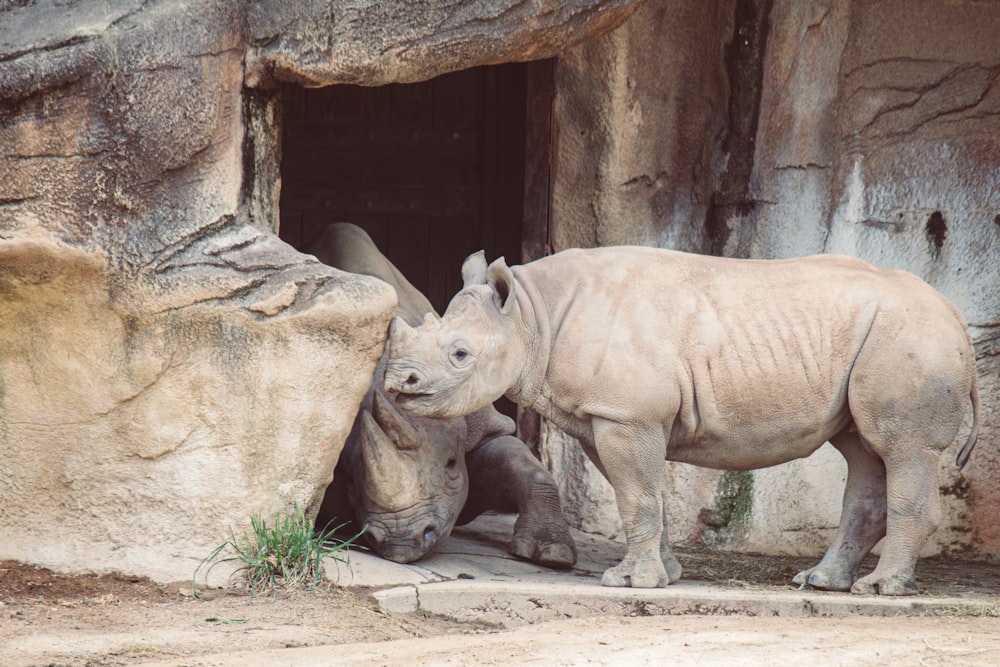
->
xmin=926 ymin=210 xmax=947 ymax=251
xmin=277 ymin=63 xmax=533 ymax=313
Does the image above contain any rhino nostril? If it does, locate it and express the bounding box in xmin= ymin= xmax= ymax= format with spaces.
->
xmin=422 ymin=525 xmax=438 ymax=547
xmin=405 ymin=373 xmax=419 ymax=387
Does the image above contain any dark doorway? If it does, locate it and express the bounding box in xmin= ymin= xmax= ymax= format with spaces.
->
xmin=279 ymin=63 xmax=534 ymax=313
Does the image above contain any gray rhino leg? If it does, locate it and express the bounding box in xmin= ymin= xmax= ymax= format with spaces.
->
xmin=591 ymin=419 xmax=672 ymax=588
xmin=579 ymin=441 xmax=681 ymax=586
xmin=851 ymin=446 xmax=943 ymax=596
xmin=843 ymin=338 xmax=965 ymax=596
xmin=659 ymin=483 xmax=684 ymax=584
xmin=459 ymin=435 xmax=577 ymax=568
xmin=851 ymin=450 xmax=941 ymax=595
xmin=793 ymin=430 xmax=886 ymax=591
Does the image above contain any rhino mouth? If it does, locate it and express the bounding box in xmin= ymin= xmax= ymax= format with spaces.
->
xmin=394 ymin=390 xmax=435 ymax=405
xmin=366 ymin=522 xmax=453 ymax=563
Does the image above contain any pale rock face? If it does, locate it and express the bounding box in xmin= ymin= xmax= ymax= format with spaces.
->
xmin=0 ymin=0 xmax=640 ymax=581
xmin=0 ymin=236 xmax=393 ymax=582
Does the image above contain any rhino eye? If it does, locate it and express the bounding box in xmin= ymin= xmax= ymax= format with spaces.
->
xmin=449 ymin=344 xmax=472 ymax=367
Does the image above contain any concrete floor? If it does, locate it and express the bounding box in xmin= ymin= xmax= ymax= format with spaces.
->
xmin=332 ymin=513 xmax=994 ymax=628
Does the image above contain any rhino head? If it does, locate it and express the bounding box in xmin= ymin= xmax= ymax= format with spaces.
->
xmin=385 ymin=251 xmax=527 ymax=419
xmin=349 ymin=389 xmax=469 ymax=563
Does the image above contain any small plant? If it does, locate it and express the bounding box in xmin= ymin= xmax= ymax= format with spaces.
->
xmin=195 ymin=505 xmax=365 ymax=595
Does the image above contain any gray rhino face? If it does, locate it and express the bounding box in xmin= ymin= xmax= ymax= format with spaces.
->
xmin=384 ymin=253 xmax=522 ymax=419
xmin=348 ymin=391 xmax=469 ymax=563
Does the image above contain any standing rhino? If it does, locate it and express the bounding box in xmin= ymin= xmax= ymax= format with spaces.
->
xmin=308 ymin=223 xmax=575 ymax=567
xmin=384 ymin=246 xmax=980 ymax=595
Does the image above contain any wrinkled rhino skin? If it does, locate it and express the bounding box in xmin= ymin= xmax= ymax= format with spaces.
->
xmin=310 ymin=224 xmax=575 ymax=568
xmin=385 ymin=246 xmax=981 ymax=595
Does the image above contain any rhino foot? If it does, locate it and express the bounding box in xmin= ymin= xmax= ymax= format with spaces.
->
xmin=510 ymin=536 xmax=576 ymax=569
xmin=662 ymin=551 xmax=683 ymax=584
xmin=601 ymin=552 xmax=669 ymax=588
xmin=851 ymin=573 xmax=918 ymax=596
xmin=792 ymin=566 xmax=853 ymax=592
xmin=509 ymin=514 xmax=577 ymax=569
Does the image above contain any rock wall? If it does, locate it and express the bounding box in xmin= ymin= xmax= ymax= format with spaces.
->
xmin=546 ymin=0 xmax=1000 ymax=559
xmin=0 ymin=0 xmax=643 ymax=581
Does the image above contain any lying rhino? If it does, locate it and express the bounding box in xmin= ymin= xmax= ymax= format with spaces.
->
xmin=384 ymin=246 xmax=980 ymax=595
xmin=309 ymin=223 xmax=575 ymax=567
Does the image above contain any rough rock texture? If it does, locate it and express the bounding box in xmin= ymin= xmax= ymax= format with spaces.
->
xmin=546 ymin=0 xmax=1000 ymax=560
xmin=246 ymin=0 xmax=644 ymax=88
xmin=0 ymin=0 xmax=642 ymax=582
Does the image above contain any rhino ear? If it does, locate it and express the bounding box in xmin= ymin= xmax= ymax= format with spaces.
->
xmin=486 ymin=256 xmax=515 ymax=314
xmin=461 ymin=250 xmax=488 ymax=287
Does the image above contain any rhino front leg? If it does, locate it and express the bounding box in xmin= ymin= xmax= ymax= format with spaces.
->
xmin=591 ymin=418 xmax=673 ymax=588
xmin=459 ymin=435 xmax=577 ymax=568
xmin=793 ymin=431 xmax=887 ymax=591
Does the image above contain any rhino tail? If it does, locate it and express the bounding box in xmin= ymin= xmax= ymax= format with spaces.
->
xmin=955 ymin=376 xmax=981 ymax=470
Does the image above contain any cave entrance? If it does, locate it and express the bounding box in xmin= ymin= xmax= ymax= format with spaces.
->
xmin=279 ymin=62 xmax=554 ymax=538
xmin=278 ymin=60 xmax=553 ymax=314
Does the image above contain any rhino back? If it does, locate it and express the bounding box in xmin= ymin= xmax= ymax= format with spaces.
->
xmin=305 ymin=223 xmax=432 ymax=325
xmin=517 ymin=247 xmax=968 ymax=467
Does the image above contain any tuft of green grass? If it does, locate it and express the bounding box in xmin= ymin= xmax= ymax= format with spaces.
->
xmin=195 ymin=504 xmax=365 ymax=595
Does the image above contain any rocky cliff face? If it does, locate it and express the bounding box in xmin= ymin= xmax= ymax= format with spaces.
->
xmin=547 ymin=0 xmax=999 ymax=559
xmin=0 ymin=0 xmax=641 ymax=581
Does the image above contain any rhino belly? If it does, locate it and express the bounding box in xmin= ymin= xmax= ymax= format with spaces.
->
xmin=666 ymin=358 xmax=855 ymax=470
xmin=668 ymin=411 xmax=851 ymax=470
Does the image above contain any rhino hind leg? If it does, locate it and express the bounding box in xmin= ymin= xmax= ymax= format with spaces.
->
xmin=842 ymin=335 xmax=969 ymax=595
xmin=659 ymin=487 xmax=684 ymax=584
xmin=794 ymin=430 xmax=887 ymax=591
xmin=850 ymin=446 xmax=944 ymax=596
xmin=461 ymin=435 xmax=577 ymax=568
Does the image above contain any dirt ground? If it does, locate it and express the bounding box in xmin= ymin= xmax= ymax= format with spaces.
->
xmin=2 ymin=548 xmax=999 ymax=666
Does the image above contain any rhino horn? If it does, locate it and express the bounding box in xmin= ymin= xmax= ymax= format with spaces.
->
xmin=372 ymin=390 xmax=421 ymax=451
xmin=388 ymin=315 xmax=414 ymax=346
xmin=359 ymin=409 xmax=412 ymax=506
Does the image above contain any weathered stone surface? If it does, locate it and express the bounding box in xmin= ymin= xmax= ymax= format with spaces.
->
xmin=0 ymin=236 xmax=390 ymax=582
xmin=551 ymin=0 xmax=732 ymax=251
xmin=246 ymin=0 xmax=643 ymax=87
xmin=0 ymin=0 xmax=642 ymax=581
xmin=544 ymin=0 xmax=999 ymax=560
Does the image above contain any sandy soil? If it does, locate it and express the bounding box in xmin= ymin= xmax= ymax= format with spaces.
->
xmin=2 ymin=550 xmax=999 ymax=666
